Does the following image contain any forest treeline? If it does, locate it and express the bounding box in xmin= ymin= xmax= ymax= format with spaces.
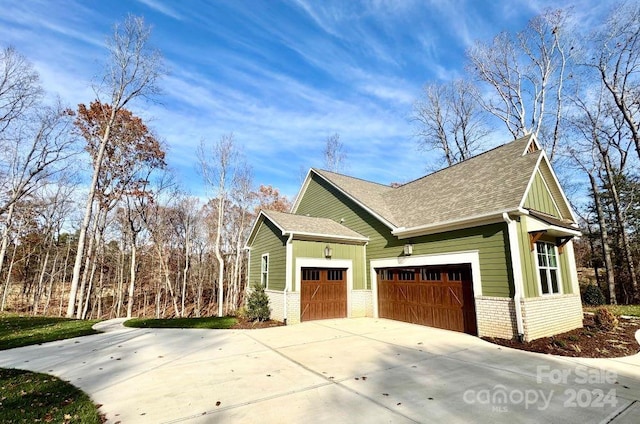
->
xmin=1 ymin=4 xmax=640 ymax=320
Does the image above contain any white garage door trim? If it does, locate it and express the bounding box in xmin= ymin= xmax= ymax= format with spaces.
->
xmin=295 ymin=258 xmax=353 ymax=318
xmin=369 ymin=250 xmax=482 ymax=319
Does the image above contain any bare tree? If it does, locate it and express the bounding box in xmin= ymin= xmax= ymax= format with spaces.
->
xmin=198 ymin=134 xmax=238 ymax=317
xmin=67 ymin=15 xmax=163 ymax=317
xmin=0 ymin=46 xmax=42 ymax=135
xmin=588 ymin=2 xmax=640 ymax=164
xmin=468 ymin=9 xmax=572 ymax=160
xmin=0 ymin=103 xmax=77 ymax=281
xmin=323 ymin=133 xmax=347 ymax=172
xmin=413 ymin=79 xmax=489 ymax=166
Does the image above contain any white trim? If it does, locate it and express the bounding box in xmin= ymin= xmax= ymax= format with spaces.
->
xmin=261 ymin=253 xmax=269 ymax=289
xmin=536 ymin=169 xmax=563 ymax=217
xmin=296 ymin=257 xmax=353 ymax=318
xmin=369 ymin=251 xmax=482 ymax=319
xmin=294 ymin=169 xmax=397 ymax=231
xmin=521 ymin=133 xmax=540 ymax=156
xmin=519 ymin=157 xmax=539 ymax=211
xmin=287 ymin=230 xmax=368 ymax=242
xmin=564 ymin=240 xmax=580 ymax=295
xmin=285 ymin=235 xmax=293 ymax=291
xmin=534 ymin=241 xmax=563 ymax=296
xmin=538 ymin=152 xmax=579 ymax=223
xmin=291 ymin=169 xmax=314 ymax=213
xmin=504 ymin=213 xmax=525 ymax=338
xmin=246 ymin=249 xmax=251 ymax=287
xmin=392 ymin=210 xmax=514 ymax=238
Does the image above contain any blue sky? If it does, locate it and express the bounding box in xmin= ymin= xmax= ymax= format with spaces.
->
xmin=0 ymin=0 xmax=608 ymax=200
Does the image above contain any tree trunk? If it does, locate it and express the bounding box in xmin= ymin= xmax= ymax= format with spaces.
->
xmin=0 ymin=203 xmax=16 ymax=276
xmin=589 ymin=173 xmax=617 ymax=304
xmin=127 ymin=242 xmax=137 ymax=318
xmin=1 ymin=240 xmax=18 ymax=311
xmin=67 ymin=107 xmax=117 ymax=318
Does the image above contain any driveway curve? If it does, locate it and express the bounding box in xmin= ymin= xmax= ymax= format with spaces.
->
xmin=1 ymin=318 xmax=639 ymax=423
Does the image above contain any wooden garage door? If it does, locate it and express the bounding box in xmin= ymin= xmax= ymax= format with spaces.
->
xmin=377 ymin=265 xmax=477 ymax=335
xmin=300 ymin=268 xmax=347 ymax=322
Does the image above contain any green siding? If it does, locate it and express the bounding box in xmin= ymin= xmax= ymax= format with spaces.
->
xmin=296 ymin=174 xmax=512 ymax=296
xmin=291 ymin=241 xmax=365 ymax=291
xmin=524 ymin=171 xmax=560 ymax=216
xmin=516 ymin=219 xmax=574 ymax=297
xmin=248 ymin=218 xmax=287 ymax=291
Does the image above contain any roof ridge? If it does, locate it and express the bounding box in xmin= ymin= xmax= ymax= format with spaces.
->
xmin=394 ymin=135 xmax=535 ymax=189
xmin=313 ymin=168 xmax=393 ymax=189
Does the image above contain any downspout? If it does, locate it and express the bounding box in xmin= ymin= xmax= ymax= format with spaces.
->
xmin=284 ymin=233 xmax=294 ymax=325
xmin=503 ymin=213 xmax=525 ymax=342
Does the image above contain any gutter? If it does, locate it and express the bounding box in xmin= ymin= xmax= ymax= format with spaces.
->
xmin=393 ymin=208 xmax=524 ymax=239
xmin=503 ymin=213 xmax=525 ymax=342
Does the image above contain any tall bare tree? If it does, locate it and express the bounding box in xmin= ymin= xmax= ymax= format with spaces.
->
xmin=0 ymin=46 xmax=42 ymax=136
xmin=323 ymin=133 xmax=347 ymax=172
xmin=468 ymin=9 xmax=572 ymax=160
xmin=67 ymin=15 xmax=163 ymax=317
xmin=413 ymin=79 xmax=489 ymax=166
xmin=588 ymin=2 xmax=640 ymax=165
xmin=198 ymin=134 xmax=238 ymax=317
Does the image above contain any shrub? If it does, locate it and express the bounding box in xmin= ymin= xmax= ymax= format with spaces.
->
xmin=582 ymin=284 xmax=606 ymax=306
xmin=594 ymin=308 xmax=618 ymax=330
xmin=246 ymin=284 xmax=271 ymax=322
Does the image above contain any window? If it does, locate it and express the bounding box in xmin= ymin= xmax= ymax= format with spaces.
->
xmin=261 ymin=254 xmax=269 ymax=288
xmin=420 ymin=268 xmax=441 ymax=281
xmin=536 ymin=242 xmax=560 ymax=295
xmin=327 ymin=269 xmax=343 ymax=281
xmin=398 ymin=269 xmax=415 ymax=281
xmin=302 ymin=269 xmax=320 ymax=281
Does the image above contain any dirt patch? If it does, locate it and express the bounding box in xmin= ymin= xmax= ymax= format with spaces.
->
xmin=231 ymin=318 xmax=284 ymax=329
xmin=483 ymin=315 xmax=640 ymax=358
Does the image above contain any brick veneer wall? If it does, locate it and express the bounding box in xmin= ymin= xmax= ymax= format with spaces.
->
xmin=265 ymin=290 xmax=301 ymax=324
xmin=475 ymin=296 xmax=517 ymax=339
xmin=351 ymin=290 xmax=373 ymax=318
xmin=521 ymin=294 xmax=583 ymax=341
xmin=475 ymin=294 xmax=583 ymax=341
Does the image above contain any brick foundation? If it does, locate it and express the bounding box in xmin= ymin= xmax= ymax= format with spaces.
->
xmin=350 ymin=290 xmax=373 ymax=318
xmin=475 ymin=294 xmax=583 ymax=341
xmin=521 ymin=294 xmax=583 ymax=341
xmin=475 ymin=296 xmax=518 ymax=339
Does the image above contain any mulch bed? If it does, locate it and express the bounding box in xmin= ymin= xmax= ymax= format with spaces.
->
xmin=483 ymin=315 xmax=640 ymax=358
xmin=231 ymin=318 xmax=284 ymax=329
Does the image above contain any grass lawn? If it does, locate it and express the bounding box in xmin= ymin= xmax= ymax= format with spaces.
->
xmin=584 ymin=304 xmax=640 ymax=317
xmin=0 ymin=314 xmax=100 ymax=351
xmin=124 ymin=316 xmax=238 ymax=329
xmin=0 ymin=368 xmax=104 ymax=423
xmin=0 ymin=314 xmax=104 ymax=423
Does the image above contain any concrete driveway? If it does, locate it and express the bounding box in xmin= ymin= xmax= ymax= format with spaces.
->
xmin=0 ymin=318 xmax=639 ymax=423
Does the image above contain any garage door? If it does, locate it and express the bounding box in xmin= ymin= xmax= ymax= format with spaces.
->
xmin=377 ymin=265 xmax=477 ymax=334
xmin=300 ymin=268 xmax=347 ymax=322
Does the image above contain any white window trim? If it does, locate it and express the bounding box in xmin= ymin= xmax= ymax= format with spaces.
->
xmin=369 ymin=251 xmax=482 ymax=319
xmin=261 ymin=253 xmax=269 ymax=289
xmin=534 ymin=241 xmax=563 ymax=296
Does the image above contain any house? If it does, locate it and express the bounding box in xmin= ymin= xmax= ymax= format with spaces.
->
xmin=245 ymin=134 xmax=583 ymax=341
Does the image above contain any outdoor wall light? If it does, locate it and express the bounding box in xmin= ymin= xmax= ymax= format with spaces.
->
xmin=403 ymin=244 xmax=413 ymax=256
xmin=324 ymin=246 xmax=333 ymax=258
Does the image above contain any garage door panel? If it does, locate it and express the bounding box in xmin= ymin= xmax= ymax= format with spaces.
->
xmin=377 ymin=265 xmax=477 ymax=335
xmin=301 ymin=268 xmax=347 ymax=322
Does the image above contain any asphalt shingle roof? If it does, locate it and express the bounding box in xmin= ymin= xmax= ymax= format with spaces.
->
xmin=311 ymin=135 xmax=544 ymax=230
xmin=261 ymin=209 xmax=368 ymax=240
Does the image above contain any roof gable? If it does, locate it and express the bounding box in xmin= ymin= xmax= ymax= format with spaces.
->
xmin=287 ymin=134 xmax=577 ymax=237
xmin=246 ymin=209 xmax=368 ymax=247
